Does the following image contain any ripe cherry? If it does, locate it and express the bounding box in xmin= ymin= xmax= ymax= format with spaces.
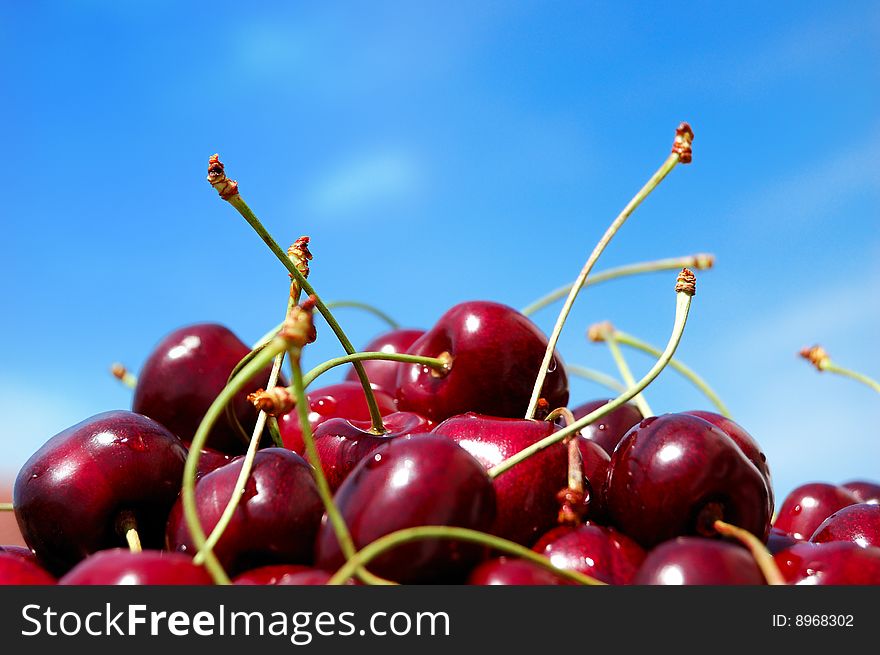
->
xmin=59 ymin=549 xmax=213 ymax=585
xmin=810 ymin=503 xmax=880 ymax=549
xmin=773 ymin=482 xmax=859 ymax=540
xmin=533 ymin=523 xmax=645 ymax=584
xmin=774 ymin=541 xmax=880 ymax=584
xmin=467 ymin=557 xmax=575 ymax=585
xmin=344 ymin=328 xmax=425 ymax=393
xmin=571 ymin=399 xmax=643 ymax=455
xmin=633 ymin=537 xmax=765 ymax=585
xmin=0 ymin=552 xmax=55 ymax=585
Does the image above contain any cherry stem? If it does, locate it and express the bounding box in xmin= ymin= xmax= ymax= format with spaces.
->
xmin=492 ymin=277 xmax=694 ymax=478
xmin=799 ymin=345 xmax=880 ymax=394
xmin=0 ymin=502 xmax=14 ymax=511
xmin=326 ymin=525 xmax=605 ymax=586
xmin=212 ymin=171 xmax=385 ymax=434
xmin=565 ymin=364 xmax=626 ymax=394
xmin=182 ymin=338 xmax=288 ymax=585
xmin=713 ymin=520 xmax=786 ymax=586
xmin=521 ymin=253 xmax=713 ymax=317
xmin=110 ymin=363 xmax=137 ymax=389
xmin=116 ymin=511 xmax=142 ymax=553
xmin=324 ymin=300 xmax=400 ymax=330
xmin=604 ymin=334 xmax=654 ymax=418
xmin=301 ymin=351 xmax=450 ymax=390
xmin=546 ymin=408 xmax=584 ymax=493
xmin=613 ymin=329 xmax=731 ymax=417
xmin=525 ymin=124 xmax=694 ymax=419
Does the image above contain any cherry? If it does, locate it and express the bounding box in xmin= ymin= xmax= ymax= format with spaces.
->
xmin=343 ymin=328 xmax=426 ymax=393
xmin=395 ymin=301 xmax=569 ymax=422
xmin=633 ymin=537 xmax=765 ymax=585
xmin=14 ymin=410 xmax=187 ymax=575
xmin=467 ymin=557 xmax=575 ymax=585
xmin=576 ymin=438 xmax=611 ymax=520
xmin=132 ymin=323 xmax=279 ymax=454
xmin=571 ymin=399 xmax=643 ymax=456
xmin=315 ymin=434 xmax=496 ymax=583
xmin=278 ymin=382 xmax=396 ymax=455
xmin=0 ymin=545 xmax=38 ymax=565
xmin=774 ymin=541 xmax=880 ymax=584
xmin=0 ymin=552 xmax=55 ymax=585
xmin=773 ymin=482 xmax=859 ymax=540
xmin=166 ymin=448 xmax=323 ymax=575
xmin=841 ymin=479 xmax=880 ymax=504
xmin=532 ymin=523 xmax=645 ymax=585
xmin=810 ymin=503 xmax=880 ymax=549
xmin=58 ymin=549 xmax=213 ymax=585
xmin=234 ymin=564 xmax=334 ymax=585
xmin=196 ymin=447 xmax=233 ymax=479
xmin=766 ymin=527 xmax=802 ymax=555
xmin=605 ymin=413 xmax=771 ymax=548
xmin=314 ymin=411 xmax=434 ymax=491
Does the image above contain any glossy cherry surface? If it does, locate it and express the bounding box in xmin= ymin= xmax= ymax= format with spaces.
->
xmin=633 ymin=537 xmax=764 ymax=585
xmin=571 ymin=399 xmax=643 ymax=456
xmin=279 ymin=382 xmax=396 ymax=455
xmin=532 ymin=523 xmax=645 ymax=585
xmin=59 ymin=549 xmax=213 ymax=585
xmin=773 ymin=483 xmax=859 ymax=540
xmin=166 ymin=448 xmax=323 ymax=575
xmin=344 ymin=328 xmax=426 ymax=393
xmin=395 ymin=301 xmax=568 ymax=422
xmin=467 ymin=557 xmax=574 ymax=585
xmin=0 ymin=552 xmax=55 ymax=585
xmin=314 ymin=411 xmax=433 ymax=491
xmin=315 ymin=434 xmax=496 ymax=583
xmin=605 ymin=413 xmax=771 ymax=548
xmin=774 ymin=541 xmax=880 ymax=585
xmin=132 ymin=323 xmax=278 ymax=454
xmin=841 ymin=480 xmax=880 ymax=504
xmin=234 ymin=564 xmax=334 ymax=585
xmin=14 ymin=410 xmax=187 ymax=575
xmin=810 ymin=503 xmax=880 ymax=549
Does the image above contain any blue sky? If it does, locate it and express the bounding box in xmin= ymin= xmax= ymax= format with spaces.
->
xmin=1 ymin=1 xmax=878 ymax=504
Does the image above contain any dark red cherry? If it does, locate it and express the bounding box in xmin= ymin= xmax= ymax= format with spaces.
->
xmin=14 ymin=410 xmax=187 ymax=575
xmin=234 ymin=564 xmax=315 ymax=585
xmin=196 ymin=447 xmax=233 ymax=479
xmin=810 ymin=503 xmax=880 ymax=549
xmin=467 ymin=557 xmax=575 ymax=585
xmin=166 ymin=448 xmax=323 ymax=575
xmin=773 ymin=483 xmax=859 ymax=540
xmin=431 ymin=413 xmax=569 ymax=545
xmin=577 ymin=438 xmax=611 ymax=519
xmin=315 ymin=434 xmax=496 ymax=583
xmin=571 ymin=399 xmax=643 ymax=456
xmin=278 ymin=382 xmax=396 ymax=455
xmin=532 ymin=524 xmax=645 ymax=585
xmin=841 ymin=480 xmax=880 ymax=504
xmin=774 ymin=541 xmax=880 ymax=584
xmin=683 ymin=410 xmax=774 ymax=513
xmin=314 ymin=411 xmax=433 ymax=491
xmin=132 ymin=323 xmax=280 ymax=454
xmin=395 ymin=301 xmax=569 ymax=422
xmin=633 ymin=537 xmax=764 ymax=585
xmin=0 ymin=552 xmax=55 ymax=585
xmin=766 ymin=527 xmax=802 ymax=555
xmin=0 ymin=545 xmax=38 ymax=566
xmin=59 ymin=549 xmax=213 ymax=585
xmin=344 ymin=329 xmax=426 ymax=393
xmin=605 ymin=413 xmax=771 ymax=548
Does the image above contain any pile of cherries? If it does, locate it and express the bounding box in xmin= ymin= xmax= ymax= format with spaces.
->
xmin=3 ymin=134 xmax=879 ymax=587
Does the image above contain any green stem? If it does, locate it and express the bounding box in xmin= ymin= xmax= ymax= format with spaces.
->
xmin=605 ymin=335 xmax=653 ymax=417
xmin=494 ymin=290 xmax=693 ymax=478
xmin=525 ymin=148 xmax=688 ymax=419
xmin=0 ymin=502 xmax=14 ymax=511
xmin=302 ymin=351 xmax=449 ymax=389
xmin=182 ymin=339 xmax=287 ymax=585
xmin=614 ymin=330 xmax=731 ymax=417
xmin=226 ymin=194 xmax=385 ymax=434
xmin=521 ymin=254 xmax=712 ymax=317
xmin=822 ymin=362 xmax=880 ymax=394
xmin=325 ymin=301 xmax=400 ymax=330
xmin=326 ymin=526 xmax=604 ymax=586
xmin=565 ymin=365 xmax=626 ymax=394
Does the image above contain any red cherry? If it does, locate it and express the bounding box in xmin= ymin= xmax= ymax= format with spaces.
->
xmin=533 ymin=524 xmax=645 ymax=585
xmin=467 ymin=557 xmax=575 ymax=585
xmin=633 ymin=537 xmax=765 ymax=585
xmin=0 ymin=552 xmax=55 ymax=585
xmin=59 ymin=549 xmax=213 ymax=585
xmin=810 ymin=503 xmax=880 ymax=549
xmin=344 ymin=329 xmax=426 ymax=393
xmin=571 ymin=399 xmax=643 ymax=456
xmin=233 ymin=564 xmax=334 ymax=585
xmin=841 ymin=480 xmax=880 ymax=504
xmin=774 ymin=541 xmax=880 ymax=585
xmin=773 ymin=482 xmax=859 ymax=540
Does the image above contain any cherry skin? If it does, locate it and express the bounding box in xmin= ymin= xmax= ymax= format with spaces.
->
xmin=315 ymin=434 xmax=497 ymax=584
xmin=14 ymin=410 xmax=187 ymax=575
xmin=605 ymin=413 xmax=771 ymax=548
xmin=766 ymin=527 xmax=802 ymax=555
xmin=532 ymin=523 xmax=645 ymax=585
xmin=810 ymin=503 xmax=880 ymax=549
xmin=314 ymin=411 xmax=434 ymax=491
xmin=234 ymin=564 xmax=332 ymax=585
xmin=0 ymin=545 xmax=38 ymax=566
xmin=576 ymin=438 xmax=611 ymax=520
xmin=59 ymin=549 xmax=213 ymax=585
xmin=633 ymin=537 xmax=765 ymax=585
xmin=132 ymin=323 xmax=280 ymax=454
xmin=166 ymin=448 xmax=323 ymax=575
xmin=774 ymin=541 xmax=880 ymax=584
xmin=467 ymin=557 xmax=575 ymax=585
xmin=0 ymin=552 xmax=55 ymax=585
xmin=571 ymin=399 xmax=643 ymax=456
xmin=773 ymin=483 xmax=859 ymax=540
xmin=841 ymin=480 xmax=880 ymax=504
xmin=344 ymin=328 xmax=426 ymax=393
xmin=395 ymin=301 xmax=569 ymax=422
xmin=278 ymin=382 xmax=396 ymax=455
